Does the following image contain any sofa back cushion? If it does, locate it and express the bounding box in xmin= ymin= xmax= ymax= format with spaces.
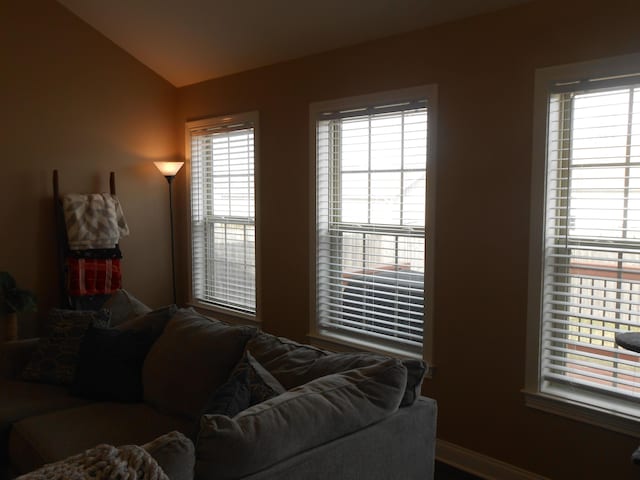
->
xmin=245 ymin=333 xmax=326 ymax=389
xmin=247 ymin=332 xmax=426 ymax=406
xmin=102 ymin=289 xmax=152 ymax=326
xmin=143 ymin=308 xmax=256 ymax=420
xmin=115 ymin=304 xmax=178 ymax=341
xmin=401 ymin=358 xmax=428 ymax=405
xmin=195 ymin=358 xmax=407 ymax=480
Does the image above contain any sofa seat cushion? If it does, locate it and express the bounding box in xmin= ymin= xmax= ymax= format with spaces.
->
xmin=143 ymin=308 xmax=256 ymax=420
xmin=9 ymin=402 xmax=195 ymax=474
xmin=0 ymin=380 xmax=91 ymax=462
xmin=0 ymin=380 xmax=91 ymax=428
xmin=195 ymin=358 xmax=407 ymax=480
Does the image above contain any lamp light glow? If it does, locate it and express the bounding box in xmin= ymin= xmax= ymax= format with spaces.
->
xmin=154 ymin=161 xmax=184 ymax=177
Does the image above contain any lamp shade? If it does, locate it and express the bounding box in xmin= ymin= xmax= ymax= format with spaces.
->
xmin=154 ymin=161 xmax=184 ymax=177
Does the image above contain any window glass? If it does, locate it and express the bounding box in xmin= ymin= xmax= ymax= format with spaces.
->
xmin=537 ymin=82 xmax=640 ymax=413
xmin=314 ymin=93 xmax=432 ymax=356
xmin=188 ymin=116 xmax=256 ymax=314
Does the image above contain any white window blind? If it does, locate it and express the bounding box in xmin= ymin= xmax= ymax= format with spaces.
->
xmin=189 ymin=117 xmax=256 ymax=314
xmin=315 ymin=98 xmax=428 ymax=354
xmin=542 ymin=78 xmax=640 ymax=405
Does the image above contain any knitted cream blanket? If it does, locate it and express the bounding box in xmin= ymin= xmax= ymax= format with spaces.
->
xmin=17 ymin=443 xmax=168 ymax=480
xmin=63 ymin=193 xmax=130 ymax=250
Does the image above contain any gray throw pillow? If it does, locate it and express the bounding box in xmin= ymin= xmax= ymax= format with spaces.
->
xmin=20 ymin=308 xmax=111 ymax=385
xmin=196 ymin=358 xmax=407 ymax=479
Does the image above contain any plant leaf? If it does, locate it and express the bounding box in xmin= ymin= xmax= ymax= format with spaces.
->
xmin=0 ymin=272 xmax=36 ymax=313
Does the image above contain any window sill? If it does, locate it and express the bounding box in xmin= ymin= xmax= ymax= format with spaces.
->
xmin=522 ymin=388 xmax=640 ymax=437
xmin=187 ymin=300 xmax=260 ymax=327
xmin=307 ymin=330 xmax=432 ymax=377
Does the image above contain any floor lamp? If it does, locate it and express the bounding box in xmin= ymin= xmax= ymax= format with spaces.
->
xmin=154 ymin=161 xmax=184 ymax=304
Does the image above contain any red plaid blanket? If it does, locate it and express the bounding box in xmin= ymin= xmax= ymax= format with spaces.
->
xmin=66 ymin=258 xmax=122 ymax=296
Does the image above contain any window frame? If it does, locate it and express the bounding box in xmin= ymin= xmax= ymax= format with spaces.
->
xmin=185 ymin=111 xmax=261 ymax=323
xmin=526 ymin=53 xmax=640 ymax=435
xmin=308 ymin=85 xmax=437 ymax=363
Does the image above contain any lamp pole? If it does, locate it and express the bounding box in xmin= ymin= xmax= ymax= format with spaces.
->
xmin=154 ymin=162 xmax=184 ymax=305
xmin=165 ymin=174 xmax=177 ymax=304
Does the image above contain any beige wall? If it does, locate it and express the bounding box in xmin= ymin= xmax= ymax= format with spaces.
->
xmin=4 ymin=0 xmax=639 ymax=477
xmin=1 ymin=0 xmax=179 ymax=336
xmin=176 ymin=0 xmax=640 ymax=478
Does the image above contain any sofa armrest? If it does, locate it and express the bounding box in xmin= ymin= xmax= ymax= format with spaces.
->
xmin=241 ymin=396 xmax=438 ymax=480
xmin=0 ymin=338 xmax=38 ymax=380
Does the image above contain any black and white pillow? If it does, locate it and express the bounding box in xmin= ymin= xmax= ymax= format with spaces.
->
xmin=204 ymin=351 xmax=285 ymax=417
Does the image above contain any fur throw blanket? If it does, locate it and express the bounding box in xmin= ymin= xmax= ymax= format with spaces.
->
xmin=17 ymin=443 xmax=168 ymax=480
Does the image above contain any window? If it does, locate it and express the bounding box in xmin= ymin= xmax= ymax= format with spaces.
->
xmin=186 ymin=112 xmax=258 ymax=317
xmin=527 ymin=55 xmax=640 ymax=431
xmin=310 ymin=86 xmax=436 ymax=359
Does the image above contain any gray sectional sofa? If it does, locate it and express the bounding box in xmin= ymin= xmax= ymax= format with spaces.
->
xmin=0 ymin=294 xmax=437 ymax=479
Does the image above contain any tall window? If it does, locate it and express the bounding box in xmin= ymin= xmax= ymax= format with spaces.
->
xmin=187 ymin=113 xmax=257 ymax=316
xmin=528 ymin=56 xmax=640 ymax=429
xmin=312 ymin=86 xmax=436 ymax=358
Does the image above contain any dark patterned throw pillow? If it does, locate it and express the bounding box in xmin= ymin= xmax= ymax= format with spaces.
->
xmin=204 ymin=351 xmax=285 ymax=417
xmin=20 ymin=308 xmax=111 ymax=385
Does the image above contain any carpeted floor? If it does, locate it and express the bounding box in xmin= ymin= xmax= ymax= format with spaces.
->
xmin=435 ymin=461 xmax=484 ymax=479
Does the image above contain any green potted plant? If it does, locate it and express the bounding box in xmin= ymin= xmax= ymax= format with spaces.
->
xmin=0 ymin=272 xmax=36 ymax=341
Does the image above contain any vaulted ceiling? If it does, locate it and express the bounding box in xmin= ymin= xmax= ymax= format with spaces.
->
xmin=57 ymin=0 xmax=532 ymax=87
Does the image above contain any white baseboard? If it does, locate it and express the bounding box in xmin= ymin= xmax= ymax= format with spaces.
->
xmin=436 ymin=439 xmax=550 ymax=480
